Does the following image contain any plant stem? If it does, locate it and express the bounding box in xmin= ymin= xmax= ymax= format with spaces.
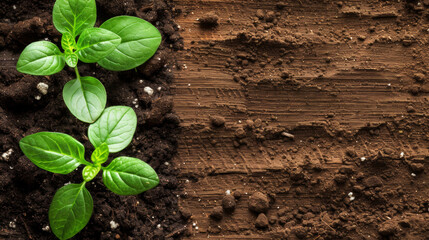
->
xmin=74 ymin=66 xmax=80 ymax=80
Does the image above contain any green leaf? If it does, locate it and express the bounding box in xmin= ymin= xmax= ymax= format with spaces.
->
xmin=82 ymin=165 xmax=100 ymax=182
xmin=88 ymin=106 xmax=137 ymax=153
xmin=76 ymin=28 xmax=121 ymax=63
xmin=49 ymin=183 xmax=93 ymax=240
xmin=53 ymin=0 xmax=96 ymax=37
xmin=19 ymin=132 xmax=88 ymax=174
xmin=61 ymin=32 xmax=76 ymax=53
xmin=91 ymin=143 xmax=109 ymax=164
xmin=63 ymin=76 xmax=107 ymax=123
xmin=16 ymin=41 xmax=65 ymax=76
xmin=65 ymin=53 xmax=78 ymax=67
xmin=102 ymin=157 xmax=159 ymax=195
xmin=98 ymin=16 xmax=161 ymax=71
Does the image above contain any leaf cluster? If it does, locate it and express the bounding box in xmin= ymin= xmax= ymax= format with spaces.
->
xmin=16 ymin=0 xmax=162 ymax=239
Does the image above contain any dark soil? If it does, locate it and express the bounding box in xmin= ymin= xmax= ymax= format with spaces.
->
xmin=0 ymin=0 xmax=187 ymax=239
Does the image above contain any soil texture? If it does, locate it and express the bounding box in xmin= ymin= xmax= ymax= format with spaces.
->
xmin=172 ymin=0 xmax=429 ymax=239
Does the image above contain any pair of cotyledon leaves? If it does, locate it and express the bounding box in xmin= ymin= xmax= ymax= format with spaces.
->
xmin=16 ymin=0 xmax=161 ymax=124
xmin=19 ymin=107 xmax=159 ymax=240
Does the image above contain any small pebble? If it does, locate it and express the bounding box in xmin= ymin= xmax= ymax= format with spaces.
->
xmin=281 ymin=132 xmax=295 ymax=139
xmin=9 ymin=220 xmax=16 ymax=229
xmin=248 ymin=192 xmax=269 ymax=213
xmin=37 ymin=82 xmax=49 ymax=95
xmin=222 ymin=195 xmax=236 ymax=212
xmin=209 ymin=206 xmax=223 ymax=220
xmin=210 ymin=115 xmax=226 ymax=127
xmin=255 ymin=213 xmax=269 ymax=228
xmin=110 ymin=220 xmax=119 ymax=230
xmin=144 ymin=86 xmax=154 ymax=96
xmin=1 ymin=148 xmax=13 ymax=161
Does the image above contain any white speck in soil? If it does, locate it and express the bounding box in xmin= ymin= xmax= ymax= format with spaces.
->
xmin=35 ymin=95 xmax=41 ymax=100
xmin=64 ymin=181 xmax=71 ymax=186
xmin=135 ymin=105 xmax=139 ymax=108
xmin=9 ymin=220 xmax=16 ymax=228
xmin=411 ymin=173 xmax=416 ymax=177
xmin=156 ymin=224 xmax=161 ymax=228
xmin=139 ymin=79 xmax=143 ymax=83
xmin=144 ymin=86 xmax=154 ymax=96
xmin=42 ymin=225 xmax=50 ymax=231
xmin=12 ymin=5 xmax=16 ymax=10
xmin=1 ymin=148 xmax=13 ymax=161
xmin=400 ymin=152 xmax=405 ymax=158
xmin=187 ymin=83 xmax=191 ymax=87
xmin=110 ymin=220 xmax=119 ymax=230
xmin=360 ymin=157 xmax=366 ymax=162
xmin=225 ymin=190 xmax=231 ymax=195
xmin=164 ymin=162 xmax=169 ymax=166
xmin=157 ymin=86 xmax=162 ymax=91
xmin=348 ymin=192 xmax=355 ymax=201
xmin=37 ymin=82 xmax=49 ymax=95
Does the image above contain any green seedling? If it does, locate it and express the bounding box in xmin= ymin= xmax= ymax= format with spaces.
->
xmin=15 ymin=0 xmax=163 ymax=239
xmin=16 ymin=0 xmax=161 ymax=123
xmin=20 ymin=106 xmax=159 ymax=240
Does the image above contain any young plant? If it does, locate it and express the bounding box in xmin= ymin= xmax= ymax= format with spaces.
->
xmin=16 ymin=0 xmax=161 ymax=123
xmin=20 ymin=106 xmax=159 ymax=240
xmin=15 ymin=0 xmax=163 ymax=239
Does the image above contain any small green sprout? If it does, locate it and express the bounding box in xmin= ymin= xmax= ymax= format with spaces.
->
xmin=16 ymin=0 xmax=161 ymax=123
xmin=20 ymin=106 xmax=159 ymax=240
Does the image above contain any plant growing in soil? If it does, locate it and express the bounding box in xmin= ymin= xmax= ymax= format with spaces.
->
xmin=20 ymin=106 xmax=159 ymax=240
xmin=16 ymin=0 xmax=161 ymax=123
xmin=15 ymin=0 xmax=162 ymax=239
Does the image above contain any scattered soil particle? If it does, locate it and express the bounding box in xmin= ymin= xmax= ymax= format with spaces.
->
xmin=256 ymin=9 xmax=265 ymax=19
xmin=413 ymin=73 xmax=425 ymax=83
xmin=198 ymin=12 xmax=219 ymax=28
xmin=255 ymin=213 xmax=268 ymax=229
xmin=210 ymin=115 xmax=226 ymax=128
xmin=209 ymin=206 xmax=223 ymax=220
xmin=221 ymin=194 xmax=236 ymax=212
xmin=363 ymin=176 xmax=383 ymax=188
xmin=378 ymin=220 xmax=399 ymax=236
xmin=264 ymin=11 xmax=275 ymax=22
xmin=232 ymin=190 xmax=242 ymax=199
xmin=248 ymin=192 xmax=269 ymax=213
xmin=409 ymin=163 xmax=424 ymax=173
